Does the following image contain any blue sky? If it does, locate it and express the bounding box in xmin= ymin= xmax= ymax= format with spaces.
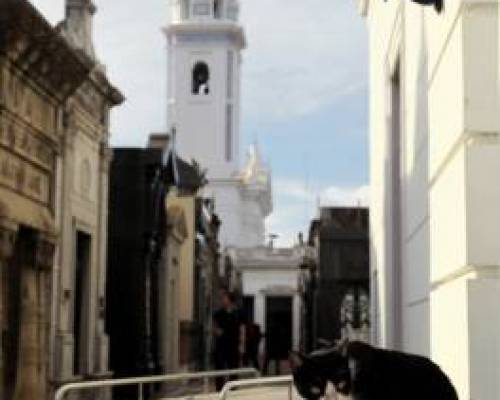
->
xmin=31 ymin=0 xmax=369 ymax=246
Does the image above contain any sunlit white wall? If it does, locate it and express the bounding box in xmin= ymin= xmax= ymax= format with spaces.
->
xmin=363 ymin=0 xmax=500 ymax=398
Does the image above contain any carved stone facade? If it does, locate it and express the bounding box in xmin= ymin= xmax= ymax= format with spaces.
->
xmin=228 ymin=246 xmax=303 ymax=365
xmin=158 ymin=205 xmax=188 ymax=374
xmin=53 ymin=4 xmax=123 ymax=400
xmin=302 ymin=208 xmax=370 ymax=351
xmin=52 ymin=69 xmax=122 ymax=389
xmin=0 ymin=1 xmax=123 ymax=399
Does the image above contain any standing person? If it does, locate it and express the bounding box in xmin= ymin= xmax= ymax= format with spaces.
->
xmin=244 ymin=323 xmax=262 ymax=370
xmin=212 ymin=291 xmax=246 ymax=391
xmin=264 ymin=323 xmax=289 ymax=375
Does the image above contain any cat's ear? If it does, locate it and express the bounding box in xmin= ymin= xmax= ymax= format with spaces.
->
xmin=289 ymin=351 xmax=306 ymax=370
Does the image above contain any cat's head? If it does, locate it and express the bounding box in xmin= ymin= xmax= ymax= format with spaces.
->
xmin=290 ymin=344 xmax=353 ymax=399
xmin=289 ymin=352 xmax=328 ymax=400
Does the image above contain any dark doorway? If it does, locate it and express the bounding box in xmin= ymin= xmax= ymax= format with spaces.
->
xmin=3 ymin=228 xmax=35 ymax=400
xmin=74 ymin=230 xmax=91 ymax=375
xmin=242 ymin=296 xmax=254 ymax=323
xmin=265 ymin=296 xmax=292 ymax=374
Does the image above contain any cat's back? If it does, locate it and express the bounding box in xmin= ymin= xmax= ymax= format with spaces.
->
xmin=348 ymin=343 xmax=458 ymax=400
xmin=376 ymin=349 xmax=458 ymax=400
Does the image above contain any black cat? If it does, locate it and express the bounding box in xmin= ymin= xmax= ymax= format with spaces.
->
xmin=290 ymin=341 xmax=458 ymax=400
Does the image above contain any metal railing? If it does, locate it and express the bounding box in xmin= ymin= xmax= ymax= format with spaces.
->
xmin=54 ymin=368 xmax=259 ymax=400
xmin=218 ymin=375 xmax=294 ymax=400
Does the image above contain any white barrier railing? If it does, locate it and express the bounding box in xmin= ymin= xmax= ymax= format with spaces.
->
xmin=54 ymin=368 xmax=259 ymax=400
xmin=218 ymin=375 xmax=294 ymax=400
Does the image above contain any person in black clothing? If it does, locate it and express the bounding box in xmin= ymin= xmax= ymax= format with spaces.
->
xmin=264 ymin=322 xmax=290 ymax=376
xmin=244 ymin=323 xmax=262 ymax=370
xmin=212 ymin=291 xmax=245 ymax=391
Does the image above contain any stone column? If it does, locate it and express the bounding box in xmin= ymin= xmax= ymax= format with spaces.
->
xmin=13 ymin=232 xmax=55 ymax=400
xmin=0 ymin=219 xmax=18 ymax=400
xmin=255 ymin=293 xmax=265 ymax=333
xmin=57 ymin=116 xmax=77 ymax=383
xmin=254 ymin=293 xmax=265 ymax=361
xmin=95 ymin=143 xmax=113 ymax=376
xmin=35 ymin=233 xmax=56 ymax=399
xmin=292 ymin=293 xmax=301 ymax=351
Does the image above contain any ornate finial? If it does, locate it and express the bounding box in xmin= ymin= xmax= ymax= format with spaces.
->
xmin=62 ymin=0 xmax=97 ymax=59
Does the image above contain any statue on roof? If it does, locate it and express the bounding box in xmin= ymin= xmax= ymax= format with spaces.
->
xmin=240 ymin=142 xmax=270 ymax=186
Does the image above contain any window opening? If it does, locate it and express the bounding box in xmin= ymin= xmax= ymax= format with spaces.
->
xmin=192 ymin=62 xmax=210 ymax=95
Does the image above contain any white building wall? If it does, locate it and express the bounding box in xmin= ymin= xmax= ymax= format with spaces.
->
xmin=166 ymin=0 xmax=244 ymax=181
xmin=399 ymin=5 xmax=431 ymax=357
xmin=366 ymin=0 xmax=408 ymax=351
xmin=168 ymin=42 xmax=241 ymax=179
xmin=242 ymin=268 xmax=301 ymax=351
xmin=239 ymin=194 xmax=267 ymax=247
xmin=363 ymin=1 xmax=500 ymax=398
xmin=205 ymin=182 xmax=244 ymax=246
xmin=232 ymin=247 xmax=303 ymax=353
xmin=204 ymin=181 xmax=268 ymax=248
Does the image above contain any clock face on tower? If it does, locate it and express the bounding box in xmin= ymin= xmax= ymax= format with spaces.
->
xmin=192 ymin=61 xmax=210 ymax=95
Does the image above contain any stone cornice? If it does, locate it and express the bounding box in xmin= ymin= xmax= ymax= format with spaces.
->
xmin=0 ymin=0 xmax=92 ymax=102
xmin=89 ymin=67 xmax=125 ymax=106
xmin=229 ymin=246 xmax=303 ymax=270
xmin=0 ymin=0 xmax=124 ymax=107
xmin=165 ymin=21 xmax=246 ymax=49
xmin=237 ymin=262 xmax=301 ymax=271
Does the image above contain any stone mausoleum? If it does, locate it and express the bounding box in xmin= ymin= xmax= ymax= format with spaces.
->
xmin=0 ymin=1 xmax=123 ymax=399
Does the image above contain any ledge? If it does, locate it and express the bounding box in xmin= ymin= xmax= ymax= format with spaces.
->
xmin=164 ymin=21 xmax=246 ymax=49
xmin=0 ymin=0 xmax=92 ymax=101
xmin=0 ymin=0 xmax=124 ymax=106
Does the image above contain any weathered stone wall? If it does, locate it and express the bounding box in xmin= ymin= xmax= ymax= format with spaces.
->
xmin=0 ymin=2 xmax=122 ymax=399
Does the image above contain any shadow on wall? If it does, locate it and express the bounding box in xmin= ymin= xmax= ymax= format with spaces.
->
xmin=402 ymin=9 xmax=431 ymax=355
xmin=378 ymin=9 xmax=430 ymax=354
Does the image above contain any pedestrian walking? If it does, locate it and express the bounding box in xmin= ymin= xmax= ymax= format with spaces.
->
xmin=212 ymin=291 xmax=246 ymax=391
xmin=244 ymin=322 xmax=262 ymax=370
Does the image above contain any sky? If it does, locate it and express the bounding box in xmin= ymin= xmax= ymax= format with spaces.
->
xmin=30 ymin=0 xmax=369 ymax=246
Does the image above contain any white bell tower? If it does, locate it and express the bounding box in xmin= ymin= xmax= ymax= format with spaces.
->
xmin=165 ymin=0 xmax=246 ymax=180
xmin=165 ymin=1 xmax=271 ymax=249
